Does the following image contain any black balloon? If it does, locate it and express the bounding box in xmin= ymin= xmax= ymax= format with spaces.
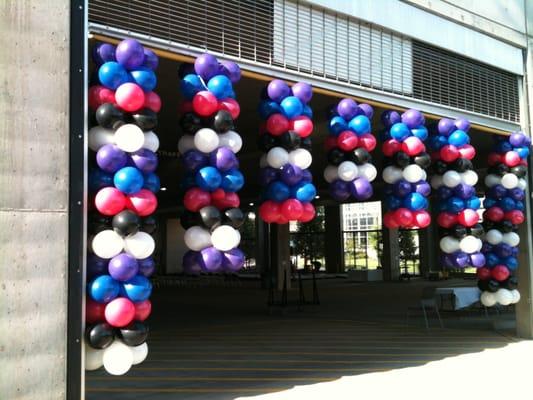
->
xmin=131 ymin=108 xmax=158 ymax=131
xmin=393 ymin=151 xmax=411 ymax=168
xmin=433 ymin=160 xmax=448 ymax=175
xmin=484 ymin=220 xmax=496 ymax=231
xmin=452 ymin=225 xmax=468 ymax=239
xmin=494 ymin=163 xmax=510 ymax=176
xmin=487 ymin=279 xmax=500 ymax=293
xmin=511 ymin=165 xmax=527 ymax=178
xmin=86 ymin=323 xmax=115 ymax=349
xmin=180 ymin=211 xmax=202 ymax=229
xmin=212 ymin=110 xmax=234 ymax=133
xmin=141 ymin=216 xmax=157 ymax=234
xmin=469 ymin=223 xmax=484 ymax=238
xmin=223 ymin=208 xmax=245 ymax=229
xmin=327 ymin=148 xmax=345 ymax=165
xmin=199 ymin=206 xmax=222 ymax=229
xmin=118 ymin=321 xmax=149 ymax=346
xmin=453 ymin=158 xmax=472 ymax=173
xmin=112 ymin=210 xmax=141 ymax=236
xmin=503 ymin=276 xmax=518 ymax=290
xmin=351 ymin=148 xmax=371 ymax=165
xmin=414 ymin=152 xmax=431 ymax=169
xmin=258 ymin=133 xmax=279 ymax=152
xmin=95 ymin=103 xmax=125 ymax=130
xmin=280 ymin=131 xmax=301 ymax=151
xmin=500 ymin=220 xmax=515 ymax=233
xmin=180 ymin=113 xmax=202 ymax=135
xmin=300 ymin=137 xmax=313 ymax=151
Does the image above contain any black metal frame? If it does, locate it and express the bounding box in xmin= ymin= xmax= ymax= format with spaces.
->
xmin=67 ymin=1 xmax=87 ymax=399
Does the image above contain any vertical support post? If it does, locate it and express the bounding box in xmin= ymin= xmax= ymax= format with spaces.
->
xmin=270 ymin=224 xmax=291 ymax=290
xmin=256 ymin=216 xmax=270 ymax=289
xmin=324 ymin=205 xmax=344 ymax=273
xmin=381 ymin=201 xmax=400 ymax=281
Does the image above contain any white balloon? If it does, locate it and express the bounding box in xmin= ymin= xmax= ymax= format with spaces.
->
xmin=184 ymin=226 xmax=212 ymax=251
xmin=92 ymin=230 xmax=124 ymax=259
xmin=259 ymin=154 xmax=268 ymax=168
xmin=382 ymin=166 xmax=402 ymax=184
xmin=430 ymin=175 xmax=443 ymax=189
xmin=85 ymin=344 xmax=104 ymax=371
xmin=130 ymin=342 xmax=149 ymax=365
xmin=459 ymin=235 xmax=480 ymax=254
xmin=211 ymin=225 xmax=241 ymax=251
xmin=485 ymin=229 xmax=503 ymax=245
xmin=143 ymin=131 xmax=160 ymax=152
xmin=323 ymin=165 xmax=339 ymax=183
xmin=439 ymin=236 xmax=460 ymax=254
xmin=495 ymin=288 xmax=513 ymax=306
xmin=115 ymin=124 xmax=145 ymax=153
xmin=420 ymin=169 xmax=427 ymax=181
xmin=337 ymin=161 xmax=359 ymax=182
xmin=511 ymin=289 xmax=521 ymax=304
xmin=219 ymin=130 xmax=243 ymax=153
xmin=502 ymin=232 xmax=520 ymax=247
xmin=517 ymin=178 xmax=527 ymax=190
xmin=480 ymin=291 xmax=497 ymax=307
xmin=402 ymin=164 xmax=424 ymax=183
xmin=88 ymin=126 xmax=115 ymax=151
xmin=359 ymin=163 xmax=377 ymax=182
xmin=461 ymin=170 xmax=478 ymax=186
xmin=103 ymin=340 xmax=133 ymax=376
xmin=266 ymin=147 xmax=289 ymax=169
xmin=484 ymin=174 xmax=501 ymax=188
xmin=443 ymin=170 xmax=461 ymax=188
xmin=178 ymin=134 xmax=195 ymax=154
xmin=289 ymin=149 xmax=312 ymax=169
xmin=194 ymin=128 xmax=220 ymax=153
xmin=124 ymin=232 xmax=155 ymax=259
xmin=501 ymin=173 xmax=519 ymax=189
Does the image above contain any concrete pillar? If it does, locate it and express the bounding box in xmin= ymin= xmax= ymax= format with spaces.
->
xmin=270 ymin=224 xmax=291 ymax=290
xmin=256 ymin=217 xmax=271 ymax=288
xmin=382 ymin=227 xmax=401 ymax=281
xmin=324 ymin=205 xmax=344 ymax=273
xmin=0 ymin=1 xmax=71 ymax=398
xmin=418 ymin=202 xmax=439 ymax=277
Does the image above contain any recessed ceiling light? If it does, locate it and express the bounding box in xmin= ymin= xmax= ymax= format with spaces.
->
xmin=160 ymin=187 xmax=167 ymax=191
xmin=249 ymin=202 xmax=254 ymax=206
xmin=315 ymin=195 xmax=320 ymax=199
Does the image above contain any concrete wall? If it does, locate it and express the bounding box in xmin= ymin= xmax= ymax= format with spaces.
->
xmin=0 ymin=1 xmax=69 ymax=399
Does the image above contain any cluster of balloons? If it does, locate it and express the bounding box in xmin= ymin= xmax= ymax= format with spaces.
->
xmin=86 ymin=39 xmax=159 ymax=375
xmin=177 ymin=54 xmax=246 ymax=274
xmin=381 ymin=109 xmax=431 ymax=229
xmin=478 ymin=132 xmax=530 ymax=307
xmin=324 ymin=99 xmax=377 ymax=202
xmin=427 ymin=118 xmax=483 ymax=269
xmin=257 ymin=79 xmax=316 ymax=224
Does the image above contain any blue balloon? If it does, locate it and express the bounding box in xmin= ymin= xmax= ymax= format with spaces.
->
xmin=437 ymin=186 xmax=453 ymax=200
xmin=403 ymin=192 xmax=426 ymax=211
xmin=130 ymin=67 xmax=157 ymax=91
xmin=515 ymin=201 xmax=525 ymax=211
xmin=465 ymin=196 xmax=481 ymax=210
xmin=483 ymin=198 xmax=497 ymax=208
xmin=485 ymin=252 xmax=499 ymax=267
xmin=447 ymin=196 xmax=465 ymax=213
xmin=207 ymin=74 xmax=233 ymax=99
xmin=267 ymin=181 xmax=290 ymax=202
xmin=385 ymin=195 xmax=402 ymax=210
xmin=411 ymin=126 xmax=428 ymax=141
xmin=393 ymin=179 xmax=412 ymax=198
xmin=280 ymin=96 xmax=304 ymax=119
xmin=300 ymin=169 xmax=313 ymax=183
xmin=143 ymin=172 xmax=160 ymax=192
xmin=114 ymin=166 xmax=144 ymax=194
xmin=348 ymin=115 xmax=371 ymax=136
xmin=258 ymin=100 xmax=282 ymax=119
xmin=495 ymin=141 xmax=513 ymax=153
xmin=122 ymin=275 xmax=152 ymax=302
xmin=499 ymin=197 xmax=516 ymax=212
xmin=180 ymin=74 xmax=206 ymax=100
xmin=503 ymin=256 xmax=518 ymax=271
xmin=428 ymin=134 xmax=448 ymax=150
xmin=221 ymin=169 xmax=244 ymax=192
xmin=447 ymin=130 xmax=469 ymax=146
xmin=302 ymin=104 xmax=313 ymax=118
xmin=389 ymin=123 xmax=411 ymax=141
xmin=195 ymin=166 xmax=222 ymax=191
xmin=98 ymin=61 xmax=129 ymax=90
xmin=89 ymin=275 xmax=119 ymax=303
xmin=291 ymin=182 xmax=316 ymax=202
xmin=89 ymin=168 xmax=113 ymax=191
xmin=517 ymin=146 xmax=530 ymax=158
xmin=328 ymin=116 xmax=348 ymax=135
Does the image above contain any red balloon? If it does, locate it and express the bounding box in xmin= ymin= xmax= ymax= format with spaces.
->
xmin=211 ymin=190 xmax=240 ymax=210
xmin=430 ymin=151 xmax=441 ymax=161
xmin=457 ymin=209 xmax=479 ymax=227
xmin=337 ymin=131 xmax=359 ymax=152
xmin=277 ymin=213 xmax=290 ymax=224
xmin=487 ymin=152 xmax=502 ymax=166
xmin=183 ymin=187 xmax=211 ymax=212
xmin=394 ymin=208 xmax=413 ymax=227
xmin=437 ymin=212 xmax=458 ymax=228
xmin=211 ymin=188 xmax=226 ymax=201
xmin=413 ymin=210 xmax=431 ymax=228
xmin=520 ymin=159 xmax=528 ymax=166
xmin=383 ymin=211 xmax=400 ymax=229
xmin=401 ymin=136 xmax=425 ymax=156
xmin=134 ymin=299 xmax=152 ymax=321
xmin=266 ymin=113 xmax=289 ymax=136
xmin=505 ymin=210 xmax=524 ymax=225
xmin=179 ymin=101 xmax=193 ymax=114
xmin=300 ymin=203 xmax=316 ymax=222
xmin=89 ymin=85 xmax=115 ymax=110
xmin=382 ymin=139 xmax=402 ymax=157
xmin=127 ymin=189 xmax=158 ymax=216
xmin=458 ymin=144 xmax=476 ymax=160
xmin=359 ymin=133 xmax=377 ymax=152
xmin=105 ymin=297 xmax=135 ymax=327
xmin=324 ymin=136 xmax=338 ymax=151
xmin=484 ymin=206 xmax=504 ymax=222
xmin=193 ymin=90 xmax=218 ymax=117
xmin=476 ymin=267 xmax=491 ymax=281
xmin=440 ymin=145 xmax=459 ymax=162
xmin=219 ymin=98 xmax=240 ymax=119
xmin=86 ymin=298 xmax=106 ymax=324
xmin=115 ymin=82 xmax=145 ymax=112
xmin=491 ymin=265 xmax=510 ymax=282
xmin=290 ymin=116 xmax=313 ymax=138
xmin=259 ymin=201 xmax=281 ymax=223
xmin=144 ymin=91 xmax=161 ymax=112
xmin=503 ymin=151 xmax=521 ymax=167
xmin=95 ymin=187 xmax=126 ymax=216
xmin=281 ymin=199 xmax=304 ymax=221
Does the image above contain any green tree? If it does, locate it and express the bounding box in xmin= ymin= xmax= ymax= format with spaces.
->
xmin=399 ymin=229 xmax=419 ymax=274
xmin=293 ymin=206 xmax=325 ymax=269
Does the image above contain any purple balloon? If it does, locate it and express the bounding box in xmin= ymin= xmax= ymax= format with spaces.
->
xmin=198 ymin=247 xmax=223 ymax=272
xmin=300 ymin=169 xmax=313 ymax=183
xmin=453 ymin=251 xmax=470 ymax=268
xmin=194 ymin=53 xmax=219 ymax=81
xmin=381 ymin=110 xmax=401 ymax=128
xmin=222 ymin=248 xmax=245 ymax=272
xmin=280 ymin=164 xmax=303 ymax=186
xmin=337 ymin=98 xmax=358 ymax=120
xmin=96 ymin=144 xmax=127 ymax=173
xmin=511 ymin=247 xmax=519 ymax=257
xmin=183 ymin=150 xmax=209 ymax=171
xmin=481 ymin=242 xmax=494 ymax=253
xmin=291 ymin=82 xmax=313 ymax=104
xmin=142 ymin=48 xmax=159 ymax=70
xmin=116 ymin=39 xmax=145 ymax=69
xmin=401 ymin=109 xmax=425 ymax=129
xmin=130 ymin=148 xmax=158 ymax=173
xmin=259 ymin=167 xmax=279 ymax=186
xmin=454 ymin=183 xmax=475 ymax=200
xmin=209 ymin=146 xmax=237 ymax=172
xmin=108 ymin=253 xmax=139 ymax=282
xmin=350 ymin=177 xmax=373 ymax=200
xmin=220 ymin=60 xmax=241 ymax=84
xmin=358 ymin=103 xmax=374 ymax=119
xmin=413 ymin=181 xmax=431 ymax=197
xmin=509 ymin=187 xmax=525 ymax=201
xmin=138 ymin=256 xmax=156 ymax=277
xmin=182 ymin=251 xmax=202 ymax=275
xmin=437 ymin=186 xmax=453 ymax=200
xmin=455 ymin=118 xmax=470 ymax=132
xmin=495 ymin=243 xmax=513 ymax=258
xmin=393 ymin=180 xmax=412 ymax=198
xmin=267 ymin=79 xmax=291 ymax=103
xmin=92 ymin=43 xmax=116 ymax=65
xmin=441 ymin=253 xmax=454 ymax=268
xmin=488 ymin=184 xmax=507 ymax=200
xmin=470 ymin=252 xmax=486 ymax=268
xmin=438 ymin=118 xmax=455 ymax=136
xmin=509 ymin=132 xmax=526 ymax=147
xmin=330 ymin=179 xmax=350 ymax=201
xmin=87 ymin=254 xmax=109 ymax=280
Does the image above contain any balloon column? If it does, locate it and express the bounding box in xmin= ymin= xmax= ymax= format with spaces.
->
xmin=178 ymin=54 xmax=246 ymax=274
xmin=381 ymin=109 xmax=432 ymax=229
xmin=428 ymin=118 xmax=484 ymax=270
xmin=257 ymin=80 xmax=316 ymax=224
xmin=86 ymin=40 xmax=159 ymax=375
xmin=323 ymin=99 xmax=377 ymax=202
xmin=478 ymin=132 xmax=530 ymax=307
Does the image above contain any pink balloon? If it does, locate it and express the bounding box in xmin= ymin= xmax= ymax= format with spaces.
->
xmin=281 ymin=199 xmax=303 ymax=221
xmin=290 ymin=116 xmax=313 ymax=138
xmin=219 ymin=98 xmax=240 ymax=119
xmin=144 ymin=91 xmax=161 ymax=112
xmin=440 ymin=145 xmax=459 ymax=162
xmin=299 ymin=203 xmax=316 ymax=222
xmin=503 ymin=151 xmax=521 ymax=167
xmin=105 ymin=297 xmax=135 ymax=327
xmin=127 ymin=189 xmax=157 ymax=216
xmin=359 ymin=133 xmax=377 ymax=152
xmin=266 ymin=113 xmax=289 ymax=136
xmin=458 ymin=144 xmax=476 ymax=160
xmin=95 ymin=187 xmax=126 ymax=216
xmin=413 ymin=210 xmax=431 ymax=228
xmin=401 ymin=136 xmax=425 ymax=156
xmin=193 ymin=90 xmax=218 ymax=117
xmin=134 ymin=299 xmax=152 ymax=321
xmin=115 ymin=82 xmax=145 ymax=112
